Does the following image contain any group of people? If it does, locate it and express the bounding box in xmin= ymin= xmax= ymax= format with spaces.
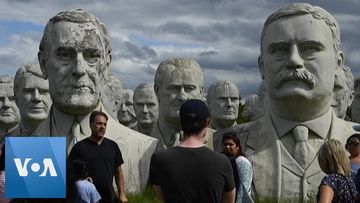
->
xmin=316 ymin=136 xmax=360 ymax=202
xmin=2 ymin=1 xmax=360 ymax=203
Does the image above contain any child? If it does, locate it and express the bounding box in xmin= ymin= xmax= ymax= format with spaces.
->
xmin=70 ymin=159 xmax=101 ymax=203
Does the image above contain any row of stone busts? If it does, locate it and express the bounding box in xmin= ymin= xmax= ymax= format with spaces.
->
xmin=0 ymin=64 xmax=52 ymax=138
xmin=100 ymin=58 xmax=240 ymax=152
xmin=105 ymin=78 xmax=240 ymax=136
xmin=0 ymin=61 xmax=240 ymax=140
xmin=1 ymin=60 xmax=356 ymax=141
xmin=3 ymin=3 xmax=358 ymax=198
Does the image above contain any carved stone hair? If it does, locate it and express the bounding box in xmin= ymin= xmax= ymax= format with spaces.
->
xmin=134 ymin=82 xmax=155 ymax=100
xmin=103 ymin=73 xmax=123 ymax=99
xmin=338 ymin=65 xmax=354 ymax=91
xmin=0 ymin=75 xmax=14 ymax=85
xmin=154 ymin=58 xmax=203 ymax=93
xmin=14 ymin=64 xmax=46 ymax=96
xmin=206 ymin=80 xmax=239 ymax=103
xmin=39 ymin=8 xmax=112 ymax=75
xmin=261 ymin=3 xmax=342 ymax=55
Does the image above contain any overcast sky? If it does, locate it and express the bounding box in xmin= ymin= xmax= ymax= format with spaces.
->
xmin=0 ymin=0 xmax=359 ymax=98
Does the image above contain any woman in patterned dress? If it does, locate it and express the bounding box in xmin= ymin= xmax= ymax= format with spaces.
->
xmin=317 ymin=139 xmax=359 ymax=202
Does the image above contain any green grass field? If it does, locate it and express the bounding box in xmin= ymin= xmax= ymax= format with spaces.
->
xmin=127 ymin=186 xmax=161 ymax=203
xmin=127 ymin=186 xmax=316 ymax=203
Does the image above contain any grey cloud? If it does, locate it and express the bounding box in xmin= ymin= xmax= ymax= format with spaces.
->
xmin=199 ymin=50 xmax=219 ymax=56
xmin=0 ymin=0 xmax=359 ymax=96
xmin=158 ymin=21 xmax=196 ymax=36
xmin=111 ymin=40 xmax=157 ymax=61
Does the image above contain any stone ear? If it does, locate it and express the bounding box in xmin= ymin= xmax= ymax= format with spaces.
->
xmin=258 ymin=55 xmax=265 ymax=79
xmin=106 ymin=50 xmax=112 ymax=67
xmin=38 ymin=51 xmax=48 ymax=79
xmin=154 ymin=85 xmax=160 ymax=103
xmin=337 ymin=52 xmax=344 ymax=68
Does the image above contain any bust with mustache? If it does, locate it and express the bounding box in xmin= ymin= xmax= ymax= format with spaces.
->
xmin=214 ymin=3 xmax=360 ymax=201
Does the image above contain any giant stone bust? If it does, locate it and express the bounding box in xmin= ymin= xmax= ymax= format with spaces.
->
xmin=133 ymin=83 xmax=159 ymax=135
xmin=242 ymin=94 xmax=263 ymax=122
xmin=0 ymin=76 xmax=20 ymax=138
xmin=151 ymin=58 xmax=205 ymax=150
xmin=225 ymin=3 xmax=358 ymax=201
xmin=207 ymin=80 xmax=240 ymax=130
xmin=117 ymin=89 xmax=137 ymax=129
xmin=351 ymin=77 xmax=360 ymax=123
xmin=331 ymin=65 xmax=354 ymax=120
xmin=35 ymin=8 xmax=157 ymax=193
xmin=14 ymin=64 xmax=52 ymax=135
xmin=102 ymin=73 xmax=123 ymax=119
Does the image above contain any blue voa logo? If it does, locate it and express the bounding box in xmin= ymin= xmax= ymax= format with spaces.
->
xmin=5 ymin=137 xmax=66 ymax=198
xmin=14 ymin=158 xmax=58 ymax=177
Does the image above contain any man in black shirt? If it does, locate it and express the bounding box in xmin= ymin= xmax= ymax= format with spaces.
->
xmin=69 ymin=111 xmax=127 ymax=203
xmin=150 ymin=99 xmax=235 ymax=203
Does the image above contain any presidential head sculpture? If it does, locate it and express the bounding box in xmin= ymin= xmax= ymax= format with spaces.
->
xmin=102 ymin=73 xmax=123 ymax=119
xmin=207 ymin=80 xmax=239 ymax=130
xmin=242 ymin=94 xmax=263 ymax=122
xmin=331 ymin=66 xmax=354 ymax=119
xmin=259 ymin=3 xmax=343 ymax=121
xmin=0 ymin=76 xmax=20 ymax=133
xmin=118 ymin=89 xmax=137 ymax=128
xmin=154 ymin=58 xmax=204 ymax=130
xmin=38 ymin=9 xmax=111 ymax=115
xmin=14 ymin=64 xmax=52 ymax=133
xmin=133 ymin=83 xmax=159 ymax=134
xmin=351 ymin=77 xmax=360 ymax=123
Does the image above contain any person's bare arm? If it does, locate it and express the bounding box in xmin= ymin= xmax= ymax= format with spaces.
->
xmin=152 ymin=185 xmax=164 ymax=201
xmin=318 ymin=185 xmax=334 ymax=203
xmin=115 ymin=166 xmax=128 ymax=203
xmin=221 ymin=188 xmax=235 ymax=203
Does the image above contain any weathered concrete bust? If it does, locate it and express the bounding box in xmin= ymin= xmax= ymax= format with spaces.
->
xmin=117 ymin=89 xmax=137 ymax=129
xmin=351 ymin=77 xmax=360 ymax=123
xmin=14 ymin=64 xmax=52 ymax=135
xmin=242 ymin=94 xmax=263 ymax=121
xmin=0 ymin=76 xmax=20 ymax=138
xmin=151 ymin=58 xmax=205 ymax=150
xmin=38 ymin=9 xmax=110 ymax=116
xmin=35 ymin=8 xmax=157 ymax=193
xmin=133 ymin=83 xmax=159 ymax=135
xmin=331 ymin=65 xmax=354 ymax=119
xmin=102 ymin=73 xmax=123 ymax=119
xmin=227 ymin=3 xmax=359 ymax=201
xmin=207 ymin=80 xmax=239 ymax=130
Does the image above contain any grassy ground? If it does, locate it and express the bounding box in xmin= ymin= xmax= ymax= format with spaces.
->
xmin=127 ymin=186 xmax=161 ymax=203
xmin=128 ymin=186 xmax=315 ymax=203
